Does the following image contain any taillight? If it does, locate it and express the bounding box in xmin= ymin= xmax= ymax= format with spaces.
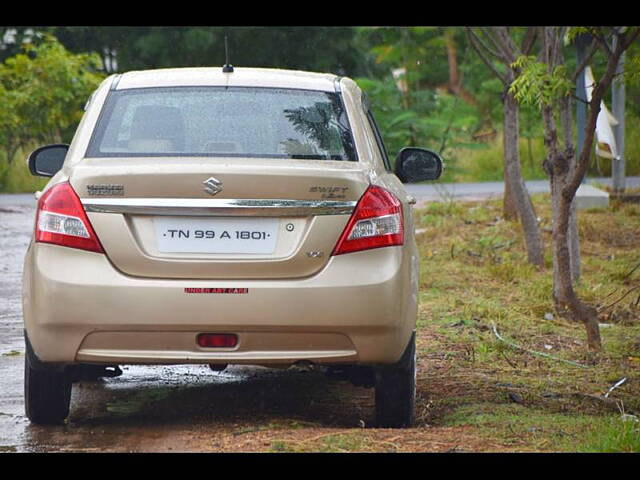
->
xmin=332 ymin=185 xmax=404 ymax=255
xmin=35 ymin=182 xmax=104 ymax=253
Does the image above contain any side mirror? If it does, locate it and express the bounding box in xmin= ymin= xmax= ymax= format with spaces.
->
xmin=394 ymin=147 xmax=443 ymax=183
xmin=27 ymin=144 xmax=69 ymax=177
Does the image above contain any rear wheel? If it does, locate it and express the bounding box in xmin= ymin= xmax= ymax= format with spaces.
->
xmin=24 ymin=335 xmax=72 ymax=425
xmin=374 ymin=333 xmax=416 ymax=428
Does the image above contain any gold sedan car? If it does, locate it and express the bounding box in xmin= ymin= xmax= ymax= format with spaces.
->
xmin=22 ymin=67 xmax=442 ymax=427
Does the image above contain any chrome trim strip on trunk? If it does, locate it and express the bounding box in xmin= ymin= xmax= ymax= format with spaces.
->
xmin=81 ymin=198 xmax=357 ymax=217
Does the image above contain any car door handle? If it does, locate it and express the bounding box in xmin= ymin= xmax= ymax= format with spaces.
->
xmin=407 ymin=196 xmax=417 ymax=205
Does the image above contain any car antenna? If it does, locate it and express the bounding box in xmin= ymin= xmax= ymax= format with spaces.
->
xmin=222 ymin=35 xmax=234 ymax=73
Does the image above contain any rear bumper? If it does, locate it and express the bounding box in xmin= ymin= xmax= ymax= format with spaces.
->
xmin=23 ymin=242 xmax=418 ymax=366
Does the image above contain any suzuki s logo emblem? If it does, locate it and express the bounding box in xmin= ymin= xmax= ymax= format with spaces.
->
xmin=203 ymin=177 xmax=223 ymax=196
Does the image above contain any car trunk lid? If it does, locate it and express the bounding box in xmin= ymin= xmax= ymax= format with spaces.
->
xmin=70 ymin=157 xmax=369 ymax=279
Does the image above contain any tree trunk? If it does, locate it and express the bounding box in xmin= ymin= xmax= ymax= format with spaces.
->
xmin=502 ymin=97 xmax=519 ymax=221
xmin=516 ymin=26 xmax=639 ymax=352
xmin=503 ymin=174 xmax=519 ymax=221
xmin=568 ymin=195 xmax=581 ymax=282
xmin=444 ymin=33 xmax=478 ymax=106
xmin=549 ymin=175 xmax=601 ymax=349
xmin=465 ymin=27 xmax=545 ymax=265
xmin=542 ymin=103 xmax=601 ymax=350
xmin=503 ymin=89 xmax=545 ymax=267
xmin=6 ymin=143 xmax=20 ymax=165
xmin=559 ymin=94 xmax=581 ymax=283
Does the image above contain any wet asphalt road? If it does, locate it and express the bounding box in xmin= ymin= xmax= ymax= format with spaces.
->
xmin=0 ymin=200 xmax=33 ymax=451
xmin=405 ymin=176 xmax=640 ymax=202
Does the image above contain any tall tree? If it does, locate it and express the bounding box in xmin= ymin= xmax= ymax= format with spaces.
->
xmin=466 ymin=27 xmax=545 ymax=267
xmin=442 ymin=28 xmax=478 ymax=106
xmin=0 ymin=35 xmax=104 ymax=164
xmin=48 ymin=27 xmax=370 ymax=77
xmin=355 ymin=27 xmax=488 ymax=165
xmin=511 ymin=26 xmax=640 ymax=350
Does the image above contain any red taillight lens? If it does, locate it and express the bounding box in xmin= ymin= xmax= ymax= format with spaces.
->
xmin=332 ymin=185 xmax=404 ymax=255
xmin=197 ymin=333 xmax=238 ymax=348
xmin=35 ymin=182 xmax=104 ymax=253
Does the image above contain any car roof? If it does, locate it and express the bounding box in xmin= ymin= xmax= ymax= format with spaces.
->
xmin=114 ymin=67 xmax=340 ymax=92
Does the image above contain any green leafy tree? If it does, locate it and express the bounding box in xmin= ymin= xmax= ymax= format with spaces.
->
xmin=355 ymin=27 xmax=488 ymax=175
xmin=0 ymin=34 xmax=105 ymax=166
xmin=510 ymin=26 xmax=640 ymax=351
xmin=46 ymin=27 xmax=370 ymax=77
xmin=356 ymin=74 xmax=480 ymax=175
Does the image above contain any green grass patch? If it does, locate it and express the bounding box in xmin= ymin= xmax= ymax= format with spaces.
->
xmin=578 ymin=417 xmax=640 ymax=452
xmin=442 ymin=404 xmax=639 ymax=452
xmin=436 ymin=111 xmax=640 ymax=184
xmin=0 ymin=147 xmax=48 ymax=193
xmin=448 ymin=133 xmax=548 ymax=183
xmin=269 ymin=432 xmax=366 ymax=453
xmin=414 ymin=194 xmax=640 ymax=450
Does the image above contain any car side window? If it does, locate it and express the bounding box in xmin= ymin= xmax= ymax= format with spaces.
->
xmin=361 ymin=94 xmax=392 ymax=172
xmin=366 ymin=110 xmax=392 ymax=172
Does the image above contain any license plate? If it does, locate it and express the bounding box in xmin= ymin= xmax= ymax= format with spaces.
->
xmin=154 ymin=217 xmax=279 ymax=254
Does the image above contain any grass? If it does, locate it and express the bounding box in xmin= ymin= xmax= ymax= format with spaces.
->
xmin=441 ymin=111 xmax=640 ymax=184
xmin=270 ymin=432 xmax=366 ymax=453
xmin=579 ymin=416 xmax=640 ymax=452
xmin=441 ymin=404 xmax=639 ymax=452
xmin=0 ymin=147 xmax=48 ymax=193
xmin=448 ymin=134 xmax=549 ymax=183
xmin=411 ymin=194 xmax=640 ymax=451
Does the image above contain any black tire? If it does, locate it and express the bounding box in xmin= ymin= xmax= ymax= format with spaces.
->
xmin=374 ymin=333 xmax=416 ymax=428
xmin=24 ymin=335 xmax=72 ymax=425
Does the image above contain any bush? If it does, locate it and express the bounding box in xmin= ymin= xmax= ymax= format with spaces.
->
xmin=0 ymin=34 xmax=105 ymax=192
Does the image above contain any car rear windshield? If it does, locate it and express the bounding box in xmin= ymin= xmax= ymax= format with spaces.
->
xmin=86 ymin=86 xmax=357 ymax=161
